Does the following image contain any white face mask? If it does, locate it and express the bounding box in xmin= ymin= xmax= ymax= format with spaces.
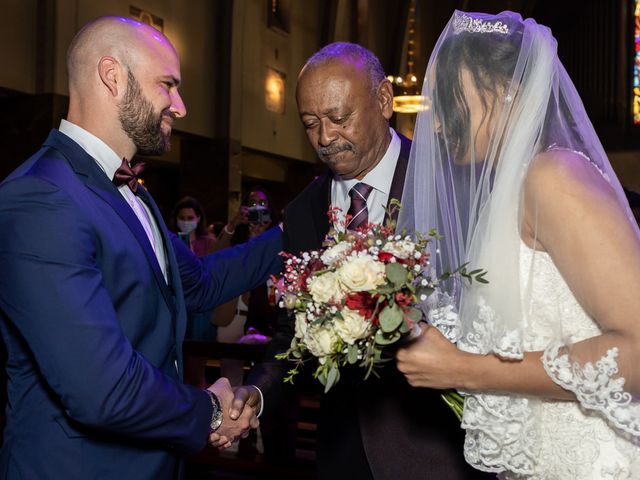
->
xmin=177 ymin=219 xmax=198 ymax=234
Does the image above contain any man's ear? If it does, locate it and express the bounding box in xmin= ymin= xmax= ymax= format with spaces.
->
xmin=98 ymin=56 xmax=123 ymax=98
xmin=377 ymin=79 xmax=394 ymax=120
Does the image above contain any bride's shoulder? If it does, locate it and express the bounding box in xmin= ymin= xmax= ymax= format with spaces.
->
xmin=524 ymin=149 xmax=614 ymax=205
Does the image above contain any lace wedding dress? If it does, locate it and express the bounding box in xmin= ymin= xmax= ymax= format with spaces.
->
xmin=397 ymin=10 xmax=640 ymax=478
xmin=461 ymin=243 xmax=640 ymax=479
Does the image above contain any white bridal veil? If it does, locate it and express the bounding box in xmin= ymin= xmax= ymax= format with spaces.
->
xmin=399 ymin=9 xmax=640 ymax=474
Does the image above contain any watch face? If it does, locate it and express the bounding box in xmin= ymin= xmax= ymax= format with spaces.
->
xmin=208 ymin=391 xmax=223 ymax=431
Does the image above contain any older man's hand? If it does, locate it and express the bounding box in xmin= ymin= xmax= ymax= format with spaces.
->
xmin=207 ymin=380 xmax=261 ymax=449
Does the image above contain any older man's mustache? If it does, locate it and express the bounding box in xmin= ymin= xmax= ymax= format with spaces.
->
xmin=317 ymin=144 xmax=354 ymax=159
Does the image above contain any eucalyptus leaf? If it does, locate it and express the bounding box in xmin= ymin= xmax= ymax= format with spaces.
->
xmin=379 ymin=304 xmax=403 ymax=332
xmin=316 ymin=367 xmax=327 ymax=386
xmin=406 ymin=307 xmax=422 ymax=323
xmin=374 ymin=328 xmax=401 ymax=345
xmin=347 ymin=344 xmax=359 ymax=364
xmin=399 ymin=319 xmax=410 ymax=333
xmin=386 ymin=263 xmax=409 ymax=286
xmin=325 ymin=364 xmax=340 ymax=392
xmin=376 ymin=284 xmax=395 ymax=295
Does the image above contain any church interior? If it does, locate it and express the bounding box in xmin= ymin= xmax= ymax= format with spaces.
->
xmin=0 ymin=1 xmax=639 ymax=478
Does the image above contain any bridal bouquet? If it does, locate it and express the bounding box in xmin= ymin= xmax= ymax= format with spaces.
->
xmin=275 ymin=202 xmax=485 ymax=418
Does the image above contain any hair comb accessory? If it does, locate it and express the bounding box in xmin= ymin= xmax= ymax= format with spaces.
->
xmin=452 ymin=12 xmax=509 ymax=35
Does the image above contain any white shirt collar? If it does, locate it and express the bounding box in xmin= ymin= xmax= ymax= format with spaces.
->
xmin=334 ymin=127 xmax=401 ymax=197
xmin=58 ymin=119 xmax=124 ymax=180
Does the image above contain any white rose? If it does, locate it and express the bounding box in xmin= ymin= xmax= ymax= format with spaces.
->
xmin=294 ymin=312 xmax=308 ymax=339
xmin=337 ymin=255 xmax=386 ymax=291
xmin=308 ymin=271 xmax=344 ymax=303
xmin=334 ymin=308 xmax=371 ymax=344
xmin=320 ymin=241 xmax=352 ymax=266
xmin=382 ymin=240 xmax=416 ymax=259
xmin=304 ymin=325 xmax=338 ymax=357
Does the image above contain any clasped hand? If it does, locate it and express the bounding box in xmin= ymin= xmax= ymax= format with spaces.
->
xmin=206 ymin=378 xmax=262 ymax=449
xmin=396 ymin=323 xmax=468 ymax=390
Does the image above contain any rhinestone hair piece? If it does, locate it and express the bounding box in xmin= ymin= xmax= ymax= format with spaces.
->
xmin=452 ymin=13 xmax=509 ymax=35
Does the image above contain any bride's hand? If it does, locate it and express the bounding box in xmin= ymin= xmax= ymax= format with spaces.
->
xmin=396 ymin=323 xmax=468 ymax=389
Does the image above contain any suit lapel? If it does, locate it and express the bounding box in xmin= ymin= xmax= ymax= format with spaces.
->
xmin=44 ymin=131 xmax=177 ymax=315
xmin=310 ymin=174 xmax=332 ymax=245
xmin=384 ymin=133 xmax=411 ymax=224
xmin=136 ymin=187 xmax=184 ymax=342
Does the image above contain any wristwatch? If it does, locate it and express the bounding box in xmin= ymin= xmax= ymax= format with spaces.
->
xmin=206 ymin=390 xmax=223 ymax=432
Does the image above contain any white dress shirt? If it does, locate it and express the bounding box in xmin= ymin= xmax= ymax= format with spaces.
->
xmin=59 ymin=120 xmax=168 ymax=282
xmin=331 ymin=128 xmax=401 ymax=230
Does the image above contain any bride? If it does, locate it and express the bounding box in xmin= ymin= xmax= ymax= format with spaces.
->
xmin=396 ymin=10 xmax=640 ymax=479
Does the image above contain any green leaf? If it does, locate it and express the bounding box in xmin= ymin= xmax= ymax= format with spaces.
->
xmin=379 ymin=304 xmax=403 ymax=332
xmin=386 ymin=263 xmax=409 ymax=286
xmin=347 ymin=344 xmax=359 ymax=364
xmin=374 ymin=328 xmax=402 ymax=345
xmin=399 ymin=319 xmax=410 ymax=333
xmin=476 ymin=272 xmax=489 ymax=284
xmin=417 ymin=285 xmax=434 ymax=297
xmin=406 ymin=307 xmax=422 ymax=323
xmin=375 ymin=284 xmax=396 ymax=295
xmin=325 ymin=364 xmax=340 ymax=392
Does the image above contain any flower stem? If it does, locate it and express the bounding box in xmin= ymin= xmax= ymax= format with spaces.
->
xmin=441 ymin=389 xmax=464 ymax=421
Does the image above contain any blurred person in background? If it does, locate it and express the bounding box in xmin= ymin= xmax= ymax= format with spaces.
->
xmin=171 ymin=196 xmax=219 ymax=387
xmin=214 ymin=186 xmax=294 ymax=460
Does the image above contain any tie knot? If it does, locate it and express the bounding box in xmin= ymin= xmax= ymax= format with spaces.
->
xmin=349 ymin=182 xmax=373 ymax=202
xmin=113 ymin=158 xmax=146 ymax=193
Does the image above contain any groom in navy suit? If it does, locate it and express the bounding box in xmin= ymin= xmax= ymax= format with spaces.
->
xmin=0 ymin=16 xmax=276 ymax=479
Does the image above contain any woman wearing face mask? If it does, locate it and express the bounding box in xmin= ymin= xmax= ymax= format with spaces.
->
xmin=170 ymin=196 xmax=218 ymax=375
xmin=172 ymin=196 xmax=217 ymax=257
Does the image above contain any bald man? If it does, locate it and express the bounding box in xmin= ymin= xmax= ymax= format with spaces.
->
xmin=0 ymin=16 xmax=278 ymax=479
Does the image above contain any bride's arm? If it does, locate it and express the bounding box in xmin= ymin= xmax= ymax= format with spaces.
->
xmin=398 ymin=150 xmax=640 ymax=400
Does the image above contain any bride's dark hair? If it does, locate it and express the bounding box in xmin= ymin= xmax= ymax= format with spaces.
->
xmin=434 ymin=28 xmax=522 ymax=160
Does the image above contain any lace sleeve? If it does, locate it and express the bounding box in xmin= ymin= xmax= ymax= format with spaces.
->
xmin=543 ymin=342 xmax=640 ymax=439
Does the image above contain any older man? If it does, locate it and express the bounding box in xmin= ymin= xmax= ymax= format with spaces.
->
xmin=244 ymin=43 xmax=485 ymax=479
xmin=0 ymin=16 xmax=277 ymax=479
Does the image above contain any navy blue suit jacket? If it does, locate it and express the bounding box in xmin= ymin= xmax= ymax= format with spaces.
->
xmin=0 ymin=130 xmax=282 ymax=479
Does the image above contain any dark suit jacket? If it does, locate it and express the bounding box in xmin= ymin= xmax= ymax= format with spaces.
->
xmin=0 ymin=130 xmax=282 ymax=479
xmin=248 ymin=133 xmax=486 ymax=479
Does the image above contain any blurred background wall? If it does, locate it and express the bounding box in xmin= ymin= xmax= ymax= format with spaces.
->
xmin=1 ymin=0 xmax=638 ymax=224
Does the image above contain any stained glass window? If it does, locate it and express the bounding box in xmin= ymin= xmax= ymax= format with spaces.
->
xmin=634 ymin=0 xmax=640 ymax=124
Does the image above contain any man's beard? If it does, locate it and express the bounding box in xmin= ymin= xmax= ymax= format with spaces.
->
xmin=119 ymin=70 xmax=171 ymax=156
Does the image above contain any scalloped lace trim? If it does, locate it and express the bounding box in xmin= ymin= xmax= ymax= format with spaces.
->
xmin=542 ymin=342 xmax=640 ymax=439
xmin=459 ymin=296 xmax=524 ymax=359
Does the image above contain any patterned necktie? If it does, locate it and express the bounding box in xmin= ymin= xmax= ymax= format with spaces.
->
xmin=113 ymin=158 xmax=145 ymax=193
xmin=347 ymin=182 xmax=373 ymax=230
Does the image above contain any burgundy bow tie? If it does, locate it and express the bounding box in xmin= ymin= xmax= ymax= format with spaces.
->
xmin=113 ymin=158 xmax=145 ymax=193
